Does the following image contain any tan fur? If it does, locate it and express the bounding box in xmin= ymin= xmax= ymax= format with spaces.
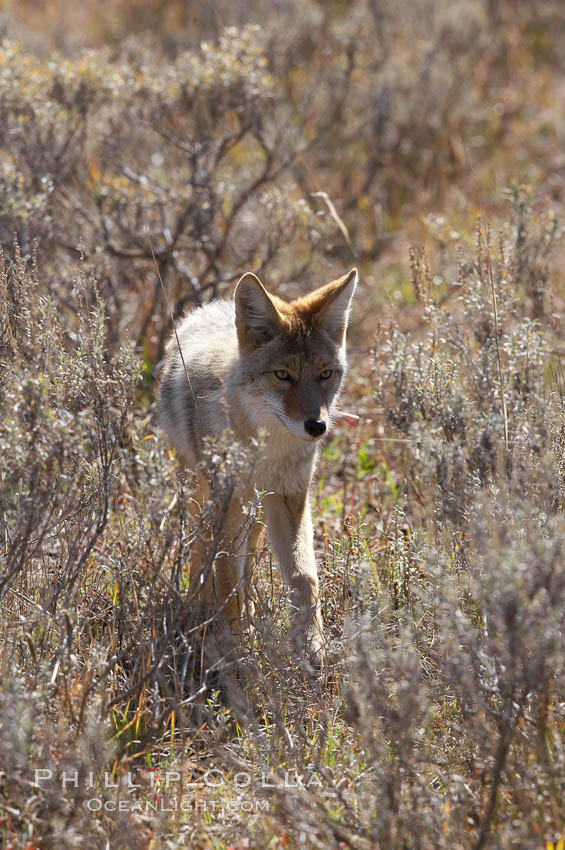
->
xmin=159 ymin=268 xmax=358 ymax=661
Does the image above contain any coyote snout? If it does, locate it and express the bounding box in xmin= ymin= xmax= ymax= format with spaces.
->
xmin=304 ymin=418 xmax=326 ymax=438
xmin=159 ymin=267 xmax=358 ymax=663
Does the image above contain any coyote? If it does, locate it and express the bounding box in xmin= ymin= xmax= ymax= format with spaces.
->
xmin=159 ymin=268 xmax=357 ymax=661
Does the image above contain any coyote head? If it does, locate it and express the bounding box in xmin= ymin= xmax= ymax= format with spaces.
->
xmin=234 ymin=268 xmax=357 ymax=442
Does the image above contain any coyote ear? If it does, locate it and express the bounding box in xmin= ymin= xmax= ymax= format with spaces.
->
xmin=315 ymin=267 xmax=358 ymax=342
xmin=234 ymin=272 xmax=281 ymax=347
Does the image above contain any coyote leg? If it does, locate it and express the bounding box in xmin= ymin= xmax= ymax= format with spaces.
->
xmin=263 ymin=492 xmax=325 ymax=662
xmin=239 ymin=520 xmax=265 ymax=623
xmin=187 ymin=476 xmax=254 ymax=636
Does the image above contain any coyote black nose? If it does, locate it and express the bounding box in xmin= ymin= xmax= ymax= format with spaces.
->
xmin=304 ymin=419 xmax=327 ymax=438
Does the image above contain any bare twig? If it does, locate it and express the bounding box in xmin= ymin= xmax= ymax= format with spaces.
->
xmin=147 ymin=228 xmax=195 ymax=403
xmin=311 ymin=190 xmax=356 ymax=259
xmin=467 ymin=154 xmax=509 ymax=450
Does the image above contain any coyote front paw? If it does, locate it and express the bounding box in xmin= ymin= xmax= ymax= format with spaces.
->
xmin=305 ymin=627 xmax=326 ymax=669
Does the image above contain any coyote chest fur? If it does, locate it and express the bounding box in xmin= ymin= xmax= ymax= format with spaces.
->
xmin=159 ymin=268 xmax=357 ymax=662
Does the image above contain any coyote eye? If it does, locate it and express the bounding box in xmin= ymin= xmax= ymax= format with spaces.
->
xmin=319 ymin=368 xmax=333 ymax=380
xmin=274 ymin=369 xmax=290 ymax=381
